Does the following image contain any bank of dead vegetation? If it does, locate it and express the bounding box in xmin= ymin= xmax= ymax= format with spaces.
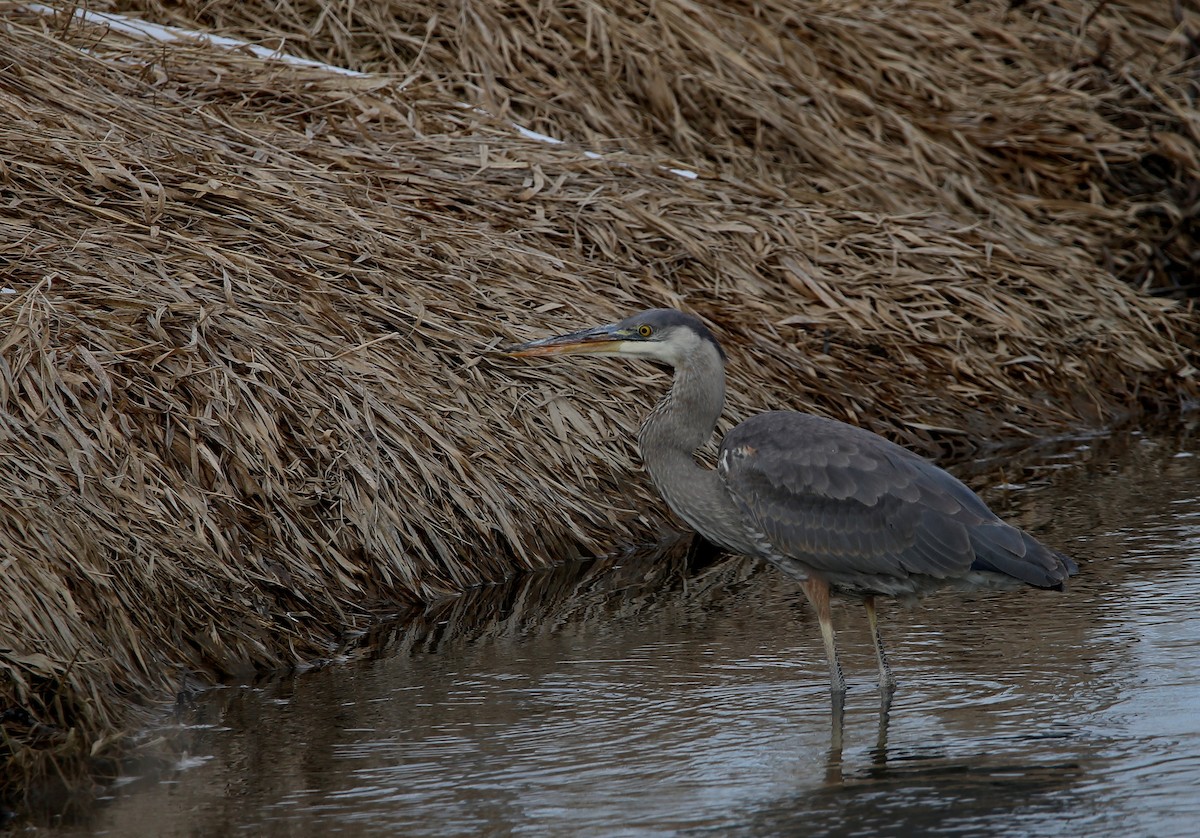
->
xmin=1 ymin=0 xmax=1197 ymax=807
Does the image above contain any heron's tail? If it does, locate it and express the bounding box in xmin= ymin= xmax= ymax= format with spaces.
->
xmin=968 ymin=523 xmax=1078 ymax=590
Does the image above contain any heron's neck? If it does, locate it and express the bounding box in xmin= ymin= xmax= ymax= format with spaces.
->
xmin=637 ymin=348 xmax=758 ymax=555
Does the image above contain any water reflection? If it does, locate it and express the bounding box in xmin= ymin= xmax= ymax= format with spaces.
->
xmin=42 ymin=427 xmax=1200 ymax=836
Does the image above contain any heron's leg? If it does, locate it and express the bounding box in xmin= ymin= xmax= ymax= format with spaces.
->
xmin=864 ymin=595 xmax=897 ymax=693
xmin=800 ymin=575 xmax=845 ymax=695
xmin=825 ymin=689 xmax=846 ymax=785
xmin=871 ymin=687 xmax=891 ymax=768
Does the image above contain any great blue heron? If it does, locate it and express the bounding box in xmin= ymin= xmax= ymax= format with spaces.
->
xmin=503 ymin=308 xmax=1077 ymax=696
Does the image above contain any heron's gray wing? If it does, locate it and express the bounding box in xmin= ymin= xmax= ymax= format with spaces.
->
xmin=718 ymin=412 xmax=1067 ymax=586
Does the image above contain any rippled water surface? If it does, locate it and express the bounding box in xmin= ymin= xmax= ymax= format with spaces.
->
xmin=51 ymin=429 xmax=1200 ymax=836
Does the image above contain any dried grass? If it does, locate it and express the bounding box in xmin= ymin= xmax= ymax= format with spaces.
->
xmin=1 ymin=0 xmax=1197 ymax=802
xmin=109 ymin=0 xmax=1200 ymax=295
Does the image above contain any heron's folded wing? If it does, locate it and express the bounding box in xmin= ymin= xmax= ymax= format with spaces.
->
xmin=718 ymin=412 xmax=991 ymax=581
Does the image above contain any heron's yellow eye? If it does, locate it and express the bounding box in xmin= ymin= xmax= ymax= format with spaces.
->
xmin=637 ymin=324 xmax=653 ymax=337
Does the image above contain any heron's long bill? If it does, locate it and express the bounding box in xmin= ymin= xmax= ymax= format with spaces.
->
xmin=501 ymin=323 xmax=625 ymax=357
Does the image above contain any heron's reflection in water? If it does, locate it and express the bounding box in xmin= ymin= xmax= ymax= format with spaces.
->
xmin=822 ymin=690 xmax=888 ymax=787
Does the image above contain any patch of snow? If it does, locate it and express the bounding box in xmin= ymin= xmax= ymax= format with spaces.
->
xmin=23 ymin=4 xmax=367 ymax=76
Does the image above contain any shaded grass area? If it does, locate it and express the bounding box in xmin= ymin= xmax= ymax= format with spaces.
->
xmin=1 ymin=0 xmax=1197 ymax=807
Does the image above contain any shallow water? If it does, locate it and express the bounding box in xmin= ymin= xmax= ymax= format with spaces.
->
xmin=45 ymin=428 xmax=1200 ymax=836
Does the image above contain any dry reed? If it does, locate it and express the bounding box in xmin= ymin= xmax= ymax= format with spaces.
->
xmin=1 ymin=0 xmax=1197 ymax=804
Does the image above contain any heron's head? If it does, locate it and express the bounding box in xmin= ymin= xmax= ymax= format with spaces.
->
xmin=501 ymin=308 xmax=725 ymax=368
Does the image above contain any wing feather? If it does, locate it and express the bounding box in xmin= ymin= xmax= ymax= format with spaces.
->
xmin=719 ymin=412 xmax=997 ymax=585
